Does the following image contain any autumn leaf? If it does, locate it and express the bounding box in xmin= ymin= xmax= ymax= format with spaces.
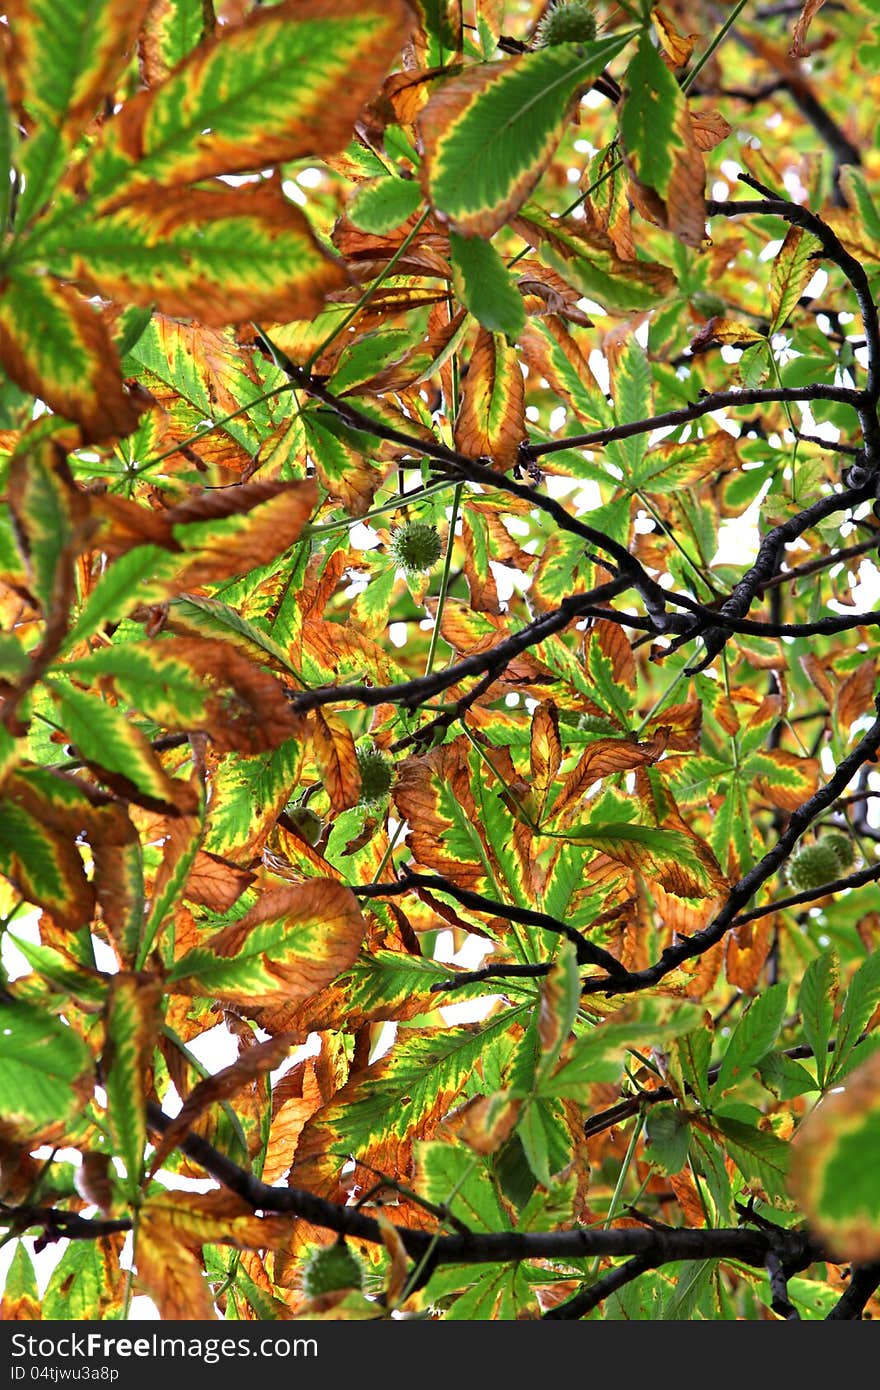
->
xmin=166 ymin=880 xmax=366 ymax=1010
xmin=453 ymin=327 xmax=526 ymax=469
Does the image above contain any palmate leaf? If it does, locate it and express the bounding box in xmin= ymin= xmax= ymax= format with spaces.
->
xmin=5 ymin=0 xmax=150 ymax=229
xmin=291 ymin=1009 xmax=520 ymax=1185
xmin=419 ymin=32 xmax=634 ymax=237
xmin=33 ymin=182 xmax=349 ymax=327
xmin=79 ymin=0 xmax=412 ymax=203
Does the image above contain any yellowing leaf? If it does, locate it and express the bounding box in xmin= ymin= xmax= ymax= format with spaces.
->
xmin=86 ymin=0 xmax=412 ymax=202
xmin=769 ymin=225 xmax=822 ymax=334
xmin=789 ymin=1049 xmax=880 ymax=1260
xmin=311 ymin=711 xmax=361 ymax=814
xmin=0 ymin=275 xmax=142 ymax=443
xmin=419 ymin=33 xmax=633 ymax=237
xmin=454 ymin=327 xmax=526 ymax=469
xmin=149 ymin=1033 xmax=297 ymax=1177
xmin=5 ymin=0 xmax=150 ymax=226
xmin=102 ymin=972 xmax=162 ymax=1198
xmin=167 ymin=879 xmax=366 ymax=1009
xmin=45 ymin=182 xmax=348 ymax=327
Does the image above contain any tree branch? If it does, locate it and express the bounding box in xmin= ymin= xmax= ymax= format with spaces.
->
xmin=579 ymin=700 xmax=880 ymax=995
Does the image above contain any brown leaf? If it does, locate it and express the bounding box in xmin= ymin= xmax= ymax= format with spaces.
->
xmin=837 ymin=658 xmax=876 ymax=731
xmin=530 ymin=700 xmax=562 ymax=805
xmin=95 ymin=0 xmax=413 ymax=198
xmin=552 ymin=733 xmax=670 ymax=826
xmin=311 ymin=710 xmax=361 ymax=813
xmin=690 ymin=109 xmax=733 ymax=152
xmin=651 ymin=6 xmax=699 ymax=67
xmin=149 ymin=1033 xmax=297 ymax=1176
xmin=163 ymin=637 xmax=304 ymax=754
xmin=800 ymin=651 xmax=836 ymax=706
xmin=184 ymin=851 xmax=255 ymax=912
xmin=136 ymin=1207 xmax=216 ymax=1320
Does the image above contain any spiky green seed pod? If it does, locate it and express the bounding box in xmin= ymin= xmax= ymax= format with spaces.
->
xmin=356 ymin=745 xmax=395 ymax=806
xmin=786 ymin=842 xmax=842 ymax=893
xmin=285 ymin=804 xmax=323 ymax=846
xmin=390 ymin=521 xmax=443 ymax=575
xmin=300 ymin=1242 xmax=363 ymax=1298
xmin=533 ymin=1 xmax=597 ymax=48
xmin=820 ymin=831 xmax=855 ymax=872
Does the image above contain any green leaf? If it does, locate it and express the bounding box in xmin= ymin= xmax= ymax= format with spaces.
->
xmin=7 ymin=439 xmax=80 ymax=613
xmin=769 ymin=226 xmax=822 ymax=334
xmin=518 ymin=203 xmax=677 ymax=314
xmin=45 ymin=678 xmax=199 ymax=814
xmin=420 ymin=32 xmax=634 ymax=237
xmin=294 ymin=1010 xmax=520 ymax=1165
xmin=62 ymin=546 xmax=184 ymax=652
xmin=789 ymin=1051 xmax=880 ymax=1261
xmin=31 ymin=182 xmax=348 ymax=328
xmin=829 ymin=950 xmax=880 ymax=1084
xmin=798 ymin=951 xmax=838 ymax=1089
xmin=714 ymin=1114 xmax=790 ymax=1201
xmin=619 ymin=31 xmax=683 ymax=197
xmin=839 ymin=166 xmax=880 ymax=245
xmin=449 ymin=232 xmax=526 ymax=338
xmin=436 ymin=1262 xmax=533 ymax=1320
xmin=738 ymin=339 xmax=772 ymax=388
xmin=516 ymin=1096 xmax=573 ymax=1185
xmin=167 ymin=594 xmax=298 ymax=675
xmin=534 ymin=941 xmax=581 ymax=1089
xmin=561 ymin=820 xmax=722 ymax=899
xmin=79 ymin=0 xmax=411 ymax=203
xmin=0 ymin=273 xmax=141 ymax=442
xmin=7 ymin=935 xmax=107 ymax=1006
xmin=661 ymin=1261 xmax=715 ymax=1321
xmin=414 ymin=1141 xmax=510 ymax=1232
xmin=0 ymin=798 xmax=93 ymax=932
xmin=645 ymin=1103 xmax=691 ymax=1174
xmin=0 ymin=997 xmax=92 ymax=1133
xmin=348 ymin=176 xmax=424 ymax=233
xmin=166 ymin=879 xmax=365 ymax=1008
xmin=102 ymin=973 xmax=159 ymax=1199
xmin=542 ymin=1005 xmax=702 ymax=1097
xmin=8 ymin=0 xmax=148 ymax=229
xmin=711 ymin=982 xmax=789 ymax=1098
